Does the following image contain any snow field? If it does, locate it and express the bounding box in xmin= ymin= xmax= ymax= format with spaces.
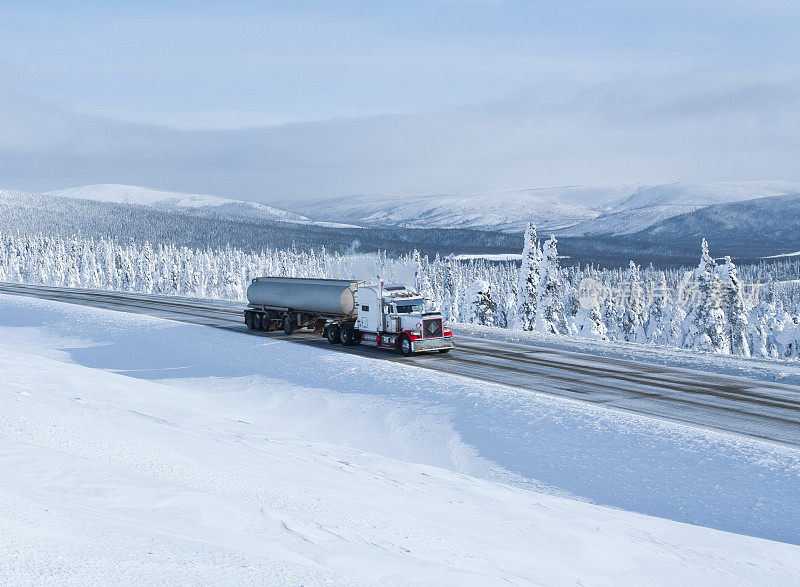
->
xmin=1 ymin=294 xmax=800 ymax=583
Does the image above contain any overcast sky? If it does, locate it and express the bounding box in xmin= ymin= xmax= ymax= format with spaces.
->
xmin=1 ymin=0 xmax=799 ymax=202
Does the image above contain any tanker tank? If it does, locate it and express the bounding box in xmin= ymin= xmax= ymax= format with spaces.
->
xmin=246 ymin=277 xmax=363 ymax=318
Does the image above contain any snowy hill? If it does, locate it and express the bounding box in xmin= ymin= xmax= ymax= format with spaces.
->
xmin=559 ymin=181 xmax=800 ymax=237
xmin=2 ymin=294 xmax=799 ymax=582
xmin=632 ymin=194 xmax=800 ymax=257
xmin=287 ymin=181 xmax=800 ymax=236
xmin=554 ymin=193 xmax=800 ymax=266
xmin=557 ymin=205 xmax=694 ymax=237
xmin=609 ymin=181 xmax=800 ymax=211
xmin=47 ymin=184 xmax=355 ymax=228
xmin=285 ymin=187 xmax=609 ymax=234
xmin=0 ymin=188 xmax=521 ymax=258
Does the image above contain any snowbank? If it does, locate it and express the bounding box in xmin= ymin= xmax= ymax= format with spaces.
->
xmin=1 ymin=294 xmax=799 ymax=583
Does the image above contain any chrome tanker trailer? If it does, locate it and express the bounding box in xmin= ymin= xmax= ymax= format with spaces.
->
xmin=244 ymin=277 xmax=453 ymax=356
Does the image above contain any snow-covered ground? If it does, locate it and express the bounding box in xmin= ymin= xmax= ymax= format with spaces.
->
xmin=2 ymin=294 xmax=800 ymax=583
xmin=764 ymin=251 xmax=800 ymax=259
xmin=451 ymin=253 xmax=523 ymax=261
xmin=452 ymin=322 xmax=800 ymax=387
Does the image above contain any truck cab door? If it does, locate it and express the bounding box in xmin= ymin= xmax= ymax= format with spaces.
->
xmin=357 ymin=302 xmax=380 ymax=332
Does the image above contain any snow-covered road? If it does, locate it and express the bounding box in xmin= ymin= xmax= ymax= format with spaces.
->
xmin=1 ymin=292 xmax=800 ymax=583
xmin=1 ymin=281 xmax=798 ymax=450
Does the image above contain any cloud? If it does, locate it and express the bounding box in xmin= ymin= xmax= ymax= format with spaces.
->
xmin=1 ymin=70 xmax=799 ymax=201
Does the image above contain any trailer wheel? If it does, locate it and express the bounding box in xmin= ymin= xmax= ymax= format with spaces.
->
xmin=398 ymin=335 xmax=414 ymax=357
xmin=282 ymin=315 xmax=294 ymax=335
xmin=438 ymin=348 xmax=451 ymax=353
xmin=262 ymin=313 xmax=273 ymax=332
xmin=245 ymin=311 xmax=255 ymax=330
xmin=339 ymin=327 xmax=354 ymax=346
xmin=326 ymin=324 xmax=340 ymax=344
xmin=252 ymin=313 xmax=262 ymax=330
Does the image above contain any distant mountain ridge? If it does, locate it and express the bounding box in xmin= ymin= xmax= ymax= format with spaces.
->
xmin=283 ymin=181 xmax=800 ymax=235
xmin=0 ymin=188 xmax=520 ymax=258
xmin=634 ymin=194 xmax=800 ymax=252
xmin=554 ymin=194 xmax=800 ymax=267
xmin=46 ymin=184 xmax=356 ymax=228
xmin=6 ymin=180 xmax=800 ymax=267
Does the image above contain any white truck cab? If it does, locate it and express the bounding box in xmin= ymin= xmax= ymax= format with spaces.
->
xmin=331 ymin=283 xmax=453 ymax=355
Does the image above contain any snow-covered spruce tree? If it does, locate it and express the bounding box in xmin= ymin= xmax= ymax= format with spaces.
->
xmin=516 ymin=222 xmax=540 ymax=331
xmin=644 ymin=274 xmax=670 ymax=345
xmin=747 ymin=278 xmax=779 ymax=357
xmin=413 ymin=249 xmax=434 ymax=303
xmin=717 ymin=256 xmax=750 ymax=356
xmin=462 ymin=279 xmax=497 ymax=326
xmin=496 ymin=270 xmax=516 ymax=329
xmin=139 ymin=240 xmax=155 ymax=294
xmin=448 ymin=259 xmax=463 ymax=322
xmin=535 ymin=236 xmax=568 ymax=335
xmin=569 ymin=274 xmax=606 ymax=339
xmin=771 ymin=312 xmax=800 ymax=359
xmin=620 ymin=261 xmax=645 ymax=342
xmin=681 ymin=239 xmax=727 ymax=353
xmin=439 ymin=257 xmax=455 ymax=320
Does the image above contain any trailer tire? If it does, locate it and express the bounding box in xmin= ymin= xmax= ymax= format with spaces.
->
xmin=245 ymin=311 xmax=255 ymax=330
xmin=339 ymin=326 xmax=354 ymax=346
xmin=283 ymin=315 xmax=294 ymax=335
xmin=398 ymin=335 xmax=414 ymax=357
xmin=252 ymin=313 xmax=263 ymax=330
xmin=438 ymin=348 xmax=451 ymax=353
xmin=326 ymin=324 xmax=340 ymax=344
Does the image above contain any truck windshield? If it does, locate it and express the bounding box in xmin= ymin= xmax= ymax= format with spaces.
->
xmin=395 ymin=303 xmax=424 ymax=314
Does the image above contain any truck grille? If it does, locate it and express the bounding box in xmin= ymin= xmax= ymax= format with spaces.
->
xmin=423 ymin=318 xmax=442 ymax=338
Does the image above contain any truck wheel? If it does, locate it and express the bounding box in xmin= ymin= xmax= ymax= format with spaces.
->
xmin=252 ymin=313 xmax=262 ymax=330
xmin=398 ymin=335 xmax=414 ymax=357
xmin=339 ymin=327 xmax=354 ymax=346
xmin=245 ymin=311 xmax=255 ymax=330
xmin=438 ymin=348 xmax=451 ymax=353
xmin=326 ymin=324 xmax=340 ymax=344
xmin=283 ymin=315 xmax=294 ymax=335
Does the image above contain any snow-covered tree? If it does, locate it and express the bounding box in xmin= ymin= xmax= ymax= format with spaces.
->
xmin=535 ymin=236 xmax=568 ymax=335
xmin=681 ymin=239 xmax=727 ymax=353
xmin=516 ymin=223 xmax=540 ymax=331
xmin=462 ymin=279 xmax=497 ymax=326
xmin=620 ymin=261 xmax=645 ymax=342
xmin=413 ymin=249 xmax=434 ymax=303
xmin=569 ymin=276 xmax=606 ymax=340
xmin=717 ymin=256 xmax=750 ymax=356
xmin=3 ymin=230 xmax=800 ymax=360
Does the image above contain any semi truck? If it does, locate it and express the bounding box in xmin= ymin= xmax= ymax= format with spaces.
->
xmin=244 ymin=277 xmax=454 ymax=356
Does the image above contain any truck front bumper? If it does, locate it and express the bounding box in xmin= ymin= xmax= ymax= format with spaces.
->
xmin=412 ymin=337 xmax=454 ymax=352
